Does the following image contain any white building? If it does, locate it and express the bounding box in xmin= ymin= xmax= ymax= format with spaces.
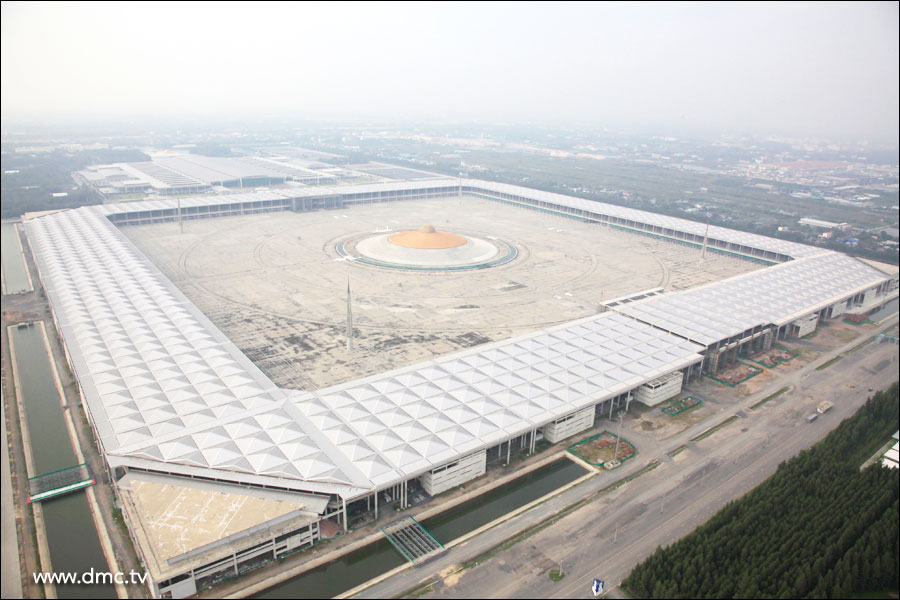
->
xmin=24 ymin=178 xmax=897 ymax=597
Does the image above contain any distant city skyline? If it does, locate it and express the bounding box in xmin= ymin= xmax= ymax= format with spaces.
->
xmin=2 ymin=1 xmax=898 ymax=144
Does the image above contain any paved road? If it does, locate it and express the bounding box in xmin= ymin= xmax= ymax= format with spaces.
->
xmin=353 ymin=316 xmax=898 ymax=599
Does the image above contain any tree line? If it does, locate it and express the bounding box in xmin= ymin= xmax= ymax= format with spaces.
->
xmin=623 ymin=382 xmax=900 ymax=598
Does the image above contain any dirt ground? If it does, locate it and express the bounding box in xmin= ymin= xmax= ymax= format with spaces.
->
xmin=569 ymin=431 xmax=636 ymax=465
xmin=630 ymin=397 xmax=716 ymax=441
xmin=743 ymin=346 xmax=797 ymax=368
xmin=710 ymin=362 xmax=761 ymax=385
xmin=661 ymin=396 xmax=702 ymax=414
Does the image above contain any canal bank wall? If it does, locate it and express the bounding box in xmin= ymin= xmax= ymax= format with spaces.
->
xmin=8 ymin=323 xmax=119 ymax=599
xmin=36 ymin=320 xmax=127 ymax=599
xmin=1 ymin=222 xmax=34 ymax=295
xmin=8 ymin=325 xmax=57 ymax=598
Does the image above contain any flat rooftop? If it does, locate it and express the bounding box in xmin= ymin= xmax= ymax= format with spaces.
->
xmin=117 ymin=472 xmax=324 ymax=580
xmin=349 ymin=162 xmax=447 ymax=181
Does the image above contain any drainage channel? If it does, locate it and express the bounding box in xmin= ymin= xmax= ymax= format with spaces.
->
xmin=868 ymin=297 xmax=898 ymax=323
xmin=2 ymin=222 xmax=33 ymax=295
xmin=10 ymin=324 xmax=114 ymax=598
xmin=257 ymin=458 xmax=587 ymax=599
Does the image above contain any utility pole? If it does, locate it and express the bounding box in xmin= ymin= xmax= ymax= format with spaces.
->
xmin=699 ymin=219 xmax=710 ymax=263
xmin=346 ymin=277 xmax=353 ymax=352
xmin=614 ymin=410 xmax=624 ymax=461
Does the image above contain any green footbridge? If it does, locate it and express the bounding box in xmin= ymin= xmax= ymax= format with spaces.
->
xmin=380 ymin=516 xmax=445 ymax=564
xmin=27 ymin=463 xmax=95 ymax=503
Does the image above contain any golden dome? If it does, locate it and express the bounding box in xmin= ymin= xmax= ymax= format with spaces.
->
xmin=388 ymin=225 xmax=467 ymax=249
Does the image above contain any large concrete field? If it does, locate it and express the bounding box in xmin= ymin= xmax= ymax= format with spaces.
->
xmin=123 ymin=196 xmax=761 ymax=390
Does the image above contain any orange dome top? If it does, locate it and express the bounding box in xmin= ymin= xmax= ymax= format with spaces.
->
xmin=388 ymin=225 xmax=467 ymax=249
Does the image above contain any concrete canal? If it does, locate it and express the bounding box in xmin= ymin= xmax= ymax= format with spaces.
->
xmin=10 ymin=323 xmax=114 ymax=598
xmin=257 ymin=457 xmax=587 ymax=599
xmin=2 ymin=222 xmax=33 ymax=295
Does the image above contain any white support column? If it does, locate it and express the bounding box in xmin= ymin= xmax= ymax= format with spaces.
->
xmin=342 ymin=497 xmax=347 ymax=532
xmin=374 ymin=491 xmax=378 ymax=520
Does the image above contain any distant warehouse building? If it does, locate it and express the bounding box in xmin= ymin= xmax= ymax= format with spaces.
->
xmin=798 ymin=217 xmax=848 ymax=230
xmin=76 ymin=155 xmax=340 ymax=199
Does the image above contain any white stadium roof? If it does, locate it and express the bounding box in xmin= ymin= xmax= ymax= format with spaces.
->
xmin=465 ymin=179 xmax=826 ymax=260
xmin=291 ymin=312 xmax=702 ymax=487
xmin=90 ymin=189 xmax=296 ymax=215
xmin=108 ymin=312 xmax=703 ymax=492
xmin=24 ymin=181 xmax=894 ymax=498
xmin=617 ymin=252 xmax=889 ymax=346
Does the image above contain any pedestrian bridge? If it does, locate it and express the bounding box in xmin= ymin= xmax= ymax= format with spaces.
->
xmin=27 ymin=463 xmax=95 ymax=503
xmin=380 ymin=516 xmax=445 ymax=564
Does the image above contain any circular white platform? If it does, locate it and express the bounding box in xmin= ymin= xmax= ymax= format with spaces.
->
xmin=355 ymin=233 xmax=500 ymax=267
xmin=337 ymin=227 xmax=518 ymax=271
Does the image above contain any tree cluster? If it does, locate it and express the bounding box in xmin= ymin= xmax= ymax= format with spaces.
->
xmin=623 ymin=383 xmax=900 ymax=598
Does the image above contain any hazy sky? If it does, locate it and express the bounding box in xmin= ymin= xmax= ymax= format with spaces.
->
xmin=2 ymin=1 xmax=898 ymax=143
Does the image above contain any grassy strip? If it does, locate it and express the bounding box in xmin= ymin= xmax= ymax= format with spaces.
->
xmin=817 ymin=338 xmax=875 ymax=371
xmin=816 ymin=355 xmax=844 ymax=371
xmin=458 ymin=460 xmax=661 ymax=573
xmin=399 ymin=577 xmax=439 ymax=600
xmin=847 ymin=338 xmax=874 ymax=355
xmin=668 ymin=445 xmax=688 ymax=457
xmin=28 ymin=503 xmax=44 ymax=598
xmin=750 ymin=386 xmax=790 ymax=410
xmin=691 ymin=416 xmax=739 ymax=442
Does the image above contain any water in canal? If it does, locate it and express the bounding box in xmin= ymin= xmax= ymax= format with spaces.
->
xmin=11 ymin=324 xmax=114 ymax=598
xmin=258 ymin=458 xmax=587 ymax=599
xmin=2 ymin=222 xmax=32 ymax=294
xmin=868 ymin=297 xmax=899 ymax=323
